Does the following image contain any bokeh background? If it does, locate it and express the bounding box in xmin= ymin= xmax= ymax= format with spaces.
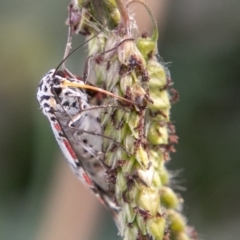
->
xmin=1 ymin=0 xmax=240 ymax=239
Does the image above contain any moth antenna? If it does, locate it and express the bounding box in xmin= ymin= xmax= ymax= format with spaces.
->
xmin=53 ymin=26 xmax=105 ymax=77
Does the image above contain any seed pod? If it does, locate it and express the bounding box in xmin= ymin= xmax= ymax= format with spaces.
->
xmin=69 ymin=1 xmax=198 ymax=239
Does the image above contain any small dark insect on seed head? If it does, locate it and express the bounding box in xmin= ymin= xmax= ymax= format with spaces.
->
xmin=141 ymin=32 xmax=149 ymax=38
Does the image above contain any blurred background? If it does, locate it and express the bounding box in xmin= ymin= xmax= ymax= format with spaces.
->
xmin=0 ymin=0 xmax=240 ymax=239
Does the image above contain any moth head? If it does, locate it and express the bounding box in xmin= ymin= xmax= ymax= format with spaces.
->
xmin=37 ymin=69 xmax=63 ymax=110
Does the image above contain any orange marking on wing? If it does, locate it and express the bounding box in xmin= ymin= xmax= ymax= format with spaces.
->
xmin=83 ymin=173 xmax=93 ymax=186
xmin=54 ymin=123 xmax=61 ymax=132
xmin=63 ymin=139 xmax=77 ymax=159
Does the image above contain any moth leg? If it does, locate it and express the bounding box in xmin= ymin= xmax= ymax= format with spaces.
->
xmin=64 ymin=68 xmax=76 ymax=79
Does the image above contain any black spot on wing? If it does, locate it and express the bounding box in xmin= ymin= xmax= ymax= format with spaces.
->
xmin=75 ymin=161 xmax=81 ymax=167
xmin=43 ymin=103 xmax=50 ymax=108
xmin=50 ymin=116 xmax=57 ymax=122
xmin=71 ymin=101 xmax=77 ymax=108
xmin=40 ymin=95 xmax=51 ymax=102
xmin=62 ymin=101 xmax=70 ymax=107
xmin=59 ymin=132 xmax=65 ymax=137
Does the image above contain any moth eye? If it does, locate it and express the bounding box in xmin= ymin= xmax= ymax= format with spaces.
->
xmin=51 ymin=87 xmax=62 ymax=96
xmin=52 ymin=77 xmax=61 ymax=85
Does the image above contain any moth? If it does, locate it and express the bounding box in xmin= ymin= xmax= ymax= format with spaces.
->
xmin=36 ymin=30 xmax=133 ymax=212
